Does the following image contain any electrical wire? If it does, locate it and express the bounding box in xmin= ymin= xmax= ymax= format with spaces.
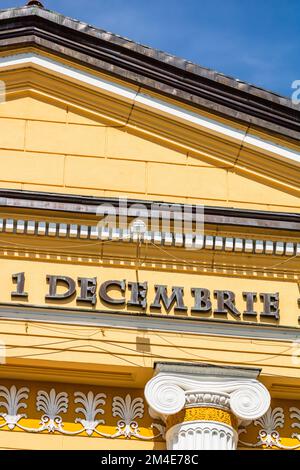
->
xmin=3 ymin=331 xmax=296 ymax=368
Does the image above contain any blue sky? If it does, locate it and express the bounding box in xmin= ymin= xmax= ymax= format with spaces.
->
xmin=1 ymin=0 xmax=299 ymax=97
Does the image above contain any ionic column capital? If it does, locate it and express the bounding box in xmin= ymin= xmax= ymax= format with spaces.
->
xmin=145 ymin=363 xmax=271 ymax=423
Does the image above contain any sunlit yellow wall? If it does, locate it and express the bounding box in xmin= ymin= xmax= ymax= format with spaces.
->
xmin=0 ymin=84 xmax=299 ymax=211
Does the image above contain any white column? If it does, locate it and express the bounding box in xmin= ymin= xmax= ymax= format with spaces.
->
xmin=145 ymin=363 xmax=271 ymax=451
xmin=167 ymin=421 xmax=237 ymax=451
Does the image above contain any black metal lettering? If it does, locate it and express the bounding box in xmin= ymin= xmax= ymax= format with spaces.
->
xmin=150 ymin=285 xmax=187 ymax=312
xmin=214 ymin=290 xmax=241 ymax=317
xmin=77 ymin=277 xmax=97 ymax=305
xmin=191 ymin=288 xmax=211 ymax=313
xmin=46 ymin=275 xmax=76 ymax=300
xmin=128 ymin=282 xmax=148 ymax=309
xmin=99 ymin=280 xmax=126 ymax=305
xmin=260 ymin=293 xmax=280 ymax=320
xmin=11 ymin=272 xmax=28 ymax=298
xmin=243 ymin=292 xmax=257 ymax=316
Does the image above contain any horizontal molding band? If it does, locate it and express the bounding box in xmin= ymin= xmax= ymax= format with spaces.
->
xmin=0 ymin=303 xmax=299 ymax=342
xmin=0 ymin=189 xmax=300 ymax=231
xmin=0 ymin=217 xmax=299 ymax=257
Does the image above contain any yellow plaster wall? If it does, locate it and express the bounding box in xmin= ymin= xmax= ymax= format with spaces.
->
xmin=0 ymin=317 xmax=299 ymax=381
xmin=0 ymin=94 xmax=299 ymax=211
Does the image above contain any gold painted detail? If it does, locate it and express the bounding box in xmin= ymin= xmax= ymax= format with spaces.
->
xmin=166 ymin=407 xmax=238 ymax=431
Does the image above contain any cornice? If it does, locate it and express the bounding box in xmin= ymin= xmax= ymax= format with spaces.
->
xmin=0 ymin=189 xmax=300 ymax=231
xmin=0 ymin=363 xmax=136 ymax=387
xmin=0 ymin=303 xmax=299 ymax=341
xmin=0 ymin=7 xmax=299 ymax=141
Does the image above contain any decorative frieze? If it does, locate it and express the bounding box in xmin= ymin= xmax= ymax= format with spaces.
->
xmin=0 ymin=385 xmax=164 ymax=441
xmin=240 ymin=406 xmax=300 ymax=450
xmin=0 ymin=381 xmax=299 ymax=449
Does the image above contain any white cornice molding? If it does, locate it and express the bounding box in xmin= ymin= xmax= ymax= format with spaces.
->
xmin=0 ymin=52 xmax=300 ymax=167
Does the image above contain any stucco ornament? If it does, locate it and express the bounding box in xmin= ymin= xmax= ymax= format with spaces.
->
xmin=255 ymin=407 xmax=284 ymax=446
xmin=240 ymin=407 xmax=300 ymax=450
xmin=0 ymin=386 xmax=164 ymax=440
xmin=0 ymin=385 xmax=29 ymax=430
xmin=36 ymin=388 xmax=69 ymax=432
xmin=229 ymin=382 xmax=271 ymax=421
xmin=74 ymin=391 xmax=106 ymax=436
xmin=290 ymin=407 xmax=300 ymax=441
xmin=112 ymin=394 xmax=144 ymax=438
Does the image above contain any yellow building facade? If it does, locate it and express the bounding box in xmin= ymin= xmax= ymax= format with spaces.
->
xmin=0 ymin=2 xmax=299 ymax=450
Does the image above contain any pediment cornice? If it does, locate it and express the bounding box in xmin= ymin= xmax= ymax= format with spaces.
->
xmin=0 ymin=6 xmax=299 ymax=142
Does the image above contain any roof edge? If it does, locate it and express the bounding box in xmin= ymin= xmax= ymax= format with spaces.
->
xmin=0 ymin=6 xmax=299 ymax=140
xmin=0 ymin=5 xmax=296 ymax=108
xmin=0 ymin=188 xmax=299 ymax=231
